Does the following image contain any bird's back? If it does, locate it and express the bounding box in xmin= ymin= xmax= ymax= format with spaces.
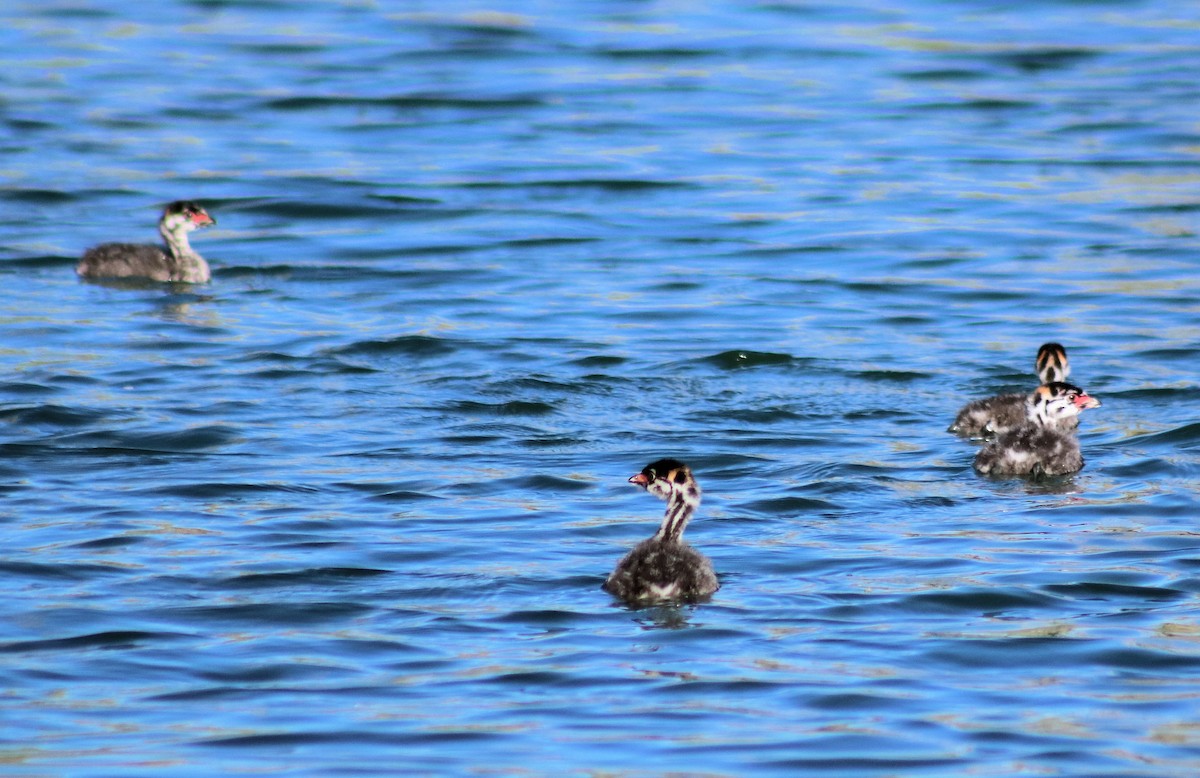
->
xmin=603 ymin=537 xmax=718 ymax=603
xmin=950 ymin=392 xmax=1027 ymax=437
xmin=974 ymin=425 xmax=1082 ymax=477
xmin=77 ymin=242 xmax=173 ymax=282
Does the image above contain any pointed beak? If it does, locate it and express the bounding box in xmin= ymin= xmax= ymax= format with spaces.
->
xmin=628 ymin=473 xmax=649 ymax=487
xmin=1074 ymin=392 xmax=1100 ymax=410
xmin=193 ymin=211 xmax=216 ymax=227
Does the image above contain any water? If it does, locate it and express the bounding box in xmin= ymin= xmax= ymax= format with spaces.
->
xmin=2 ymin=0 xmax=1199 ymax=774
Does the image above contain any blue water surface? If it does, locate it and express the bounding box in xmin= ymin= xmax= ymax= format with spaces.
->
xmin=2 ymin=0 xmax=1199 ymax=775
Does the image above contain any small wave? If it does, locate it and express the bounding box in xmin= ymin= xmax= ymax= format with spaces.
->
xmin=0 ymin=630 xmax=188 ymax=654
xmin=328 ymin=335 xmax=461 ymax=359
xmin=262 ymin=93 xmax=546 ymax=112
xmin=167 ymin=602 xmax=373 ymax=626
xmin=699 ymin=350 xmax=800 ymax=370
xmin=0 ymin=188 xmax=76 ymax=204
xmin=62 ymin=425 xmax=241 ymax=454
xmin=736 ymin=496 xmax=843 ymax=516
xmin=0 ymin=404 xmax=98 ymax=426
xmin=444 ymin=400 xmax=558 ymax=417
xmin=212 ymin=567 xmax=391 ymax=591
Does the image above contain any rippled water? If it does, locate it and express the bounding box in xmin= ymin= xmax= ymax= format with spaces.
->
xmin=2 ymin=0 xmax=1200 ymax=775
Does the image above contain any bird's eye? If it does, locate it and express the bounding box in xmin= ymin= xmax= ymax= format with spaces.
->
xmin=646 ymin=469 xmax=656 ymax=481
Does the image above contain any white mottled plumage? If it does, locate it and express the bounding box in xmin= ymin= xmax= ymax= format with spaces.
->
xmin=973 ymin=382 xmax=1101 ymax=478
xmin=77 ymin=200 xmax=216 ymax=284
xmin=603 ymin=459 xmax=719 ymax=605
xmin=950 ymin=343 xmax=1071 ymax=438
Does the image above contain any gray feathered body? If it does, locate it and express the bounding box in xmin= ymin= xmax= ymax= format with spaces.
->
xmin=77 ymin=243 xmax=178 ymax=283
xmin=951 ymin=392 xmax=1080 ymax=438
xmin=973 ymin=425 xmax=1084 ymax=477
xmin=603 ymin=538 xmax=718 ymax=603
xmin=950 ymin=392 xmax=1028 ymax=438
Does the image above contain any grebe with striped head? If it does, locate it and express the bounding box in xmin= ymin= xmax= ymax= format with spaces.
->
xmin=77 ymin=200 xmax=215 ymax=284
xmin=603 ymin=458 xmax=719 ymax=604
xmin=950 ymin=343 xmax=1071 ymax=438
xmin=973 ymin=381 xmax=1100 ymax=478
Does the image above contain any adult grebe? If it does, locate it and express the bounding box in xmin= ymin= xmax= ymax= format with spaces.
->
xmin=77 ymin=200 xmax=215 ymax=283
xmin=973 ymin=381 xmax=1100 ymax=477
xmin=950 ymin=343 xmax=1071 ymax=438
xmin=603 ymin=458 xmax=719 ymax=604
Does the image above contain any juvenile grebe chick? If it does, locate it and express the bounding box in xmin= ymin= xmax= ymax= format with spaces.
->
xmin=603 ymin=458 xmax=719 ymax=604
xmin=950 ymin=343 xmax=1071 ymax=438
xmin=77 ymin=200 xmax=216 ymax=283
xmin=973 ymin=381 xmax=1100 ymax=478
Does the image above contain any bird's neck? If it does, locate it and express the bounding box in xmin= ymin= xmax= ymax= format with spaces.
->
xmin=1027 ymin=400 xmax=1070 ymax=430
xmin=654 ymin=490 xmax=699 ymax=543
xmin=161 ymin=226 xmax=209 ymax=282
xmin=162 ymin=223 xmax=197 ymax=256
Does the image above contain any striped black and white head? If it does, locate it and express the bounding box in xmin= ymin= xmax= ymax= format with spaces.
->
xmin=159 ymin=201 xmax=215 ymax=241
xmin=629 ymin=458 xmax=701 ymax=542
xmin=1027 ymin=381 xmax=1099 ymax=428
xmin=630 ymin=458 xmax=699 ymax=502
xmin=1035 ymin=343 xmax=1070 ymax=384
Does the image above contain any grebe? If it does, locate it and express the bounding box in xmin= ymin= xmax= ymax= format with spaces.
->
xmin=973 ymin=381 xmax=1100 ymax=477
xmin=950 ymin=343 xmax=1071 ymax=438
xmin=603 ymin=458 xmax=719 ymax=604
xmin=77 ymin=201 xmax=216 ymax=283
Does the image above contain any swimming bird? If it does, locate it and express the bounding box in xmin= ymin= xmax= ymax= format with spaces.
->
xmin=77 ymin=200 xmax=216 ymax=283
xmin=973 ymin=381 xmax=1100 ymax=477
xmin=950 ymin=343 xmax=1071 ymax=438
xmin=603 ymin=458 xmax=719 ymax=604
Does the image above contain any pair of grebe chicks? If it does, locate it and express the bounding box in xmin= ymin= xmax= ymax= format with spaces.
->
xmin=609 ymin=345 xmax=1103 ymax=606
xmin=75 ymin=205 xmax=714 ymax=604
xmin=950 ymin=342 xmax=1101 ymax=478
